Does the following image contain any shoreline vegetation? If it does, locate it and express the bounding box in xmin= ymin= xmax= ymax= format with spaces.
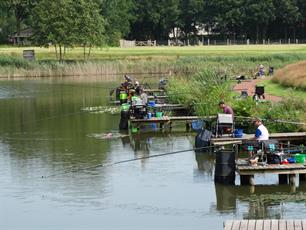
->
xmin=1 ymin=45 xmax=306 ymax=81
xmin=0 ymin=45 xmax=305 ymax=131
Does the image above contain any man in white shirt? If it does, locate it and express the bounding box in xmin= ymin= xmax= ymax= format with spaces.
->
xmin=254 ymin=118 xmax=269 ymax=141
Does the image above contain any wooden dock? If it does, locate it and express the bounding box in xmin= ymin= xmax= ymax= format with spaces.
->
xmin=130 ymin=116 xmax=202 ymax=129
xmin=237 ymin=162 xmax=306 ymax=186
xmin=143 ymin=89 xmax=164 ymax=94
xmin=211 ymin=132 xmax=306 ymax=144
xmin=224 ymin=219 xmax=306 ymax=230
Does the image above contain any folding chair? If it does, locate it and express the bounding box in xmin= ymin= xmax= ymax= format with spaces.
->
xmin=215 ymin=113 xmax=234 ymax=137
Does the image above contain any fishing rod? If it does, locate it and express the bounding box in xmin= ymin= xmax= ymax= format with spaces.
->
xmin=41 ymin=145 xmax=214 ymax=178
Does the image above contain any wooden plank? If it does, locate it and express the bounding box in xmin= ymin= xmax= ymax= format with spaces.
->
xmin=211 ymin=132 xmax=306 ymax=143
xmin=301 ymin=220 xmax=306 ymax=230
xmin=248 ymin=220 xmax=256 ymax=230
xmin=294 ymin=220 xmax=302 ymax=230
xmin=271 ymin=220 xmax=278 ymax=230
xmin=224 ymin=220 xmax=234 ymax=230
xmin=287 ymin=219 xmax=294 ymax=230
xmin=255 ymin=220 xmax=264 ymax=230
xmin=279 ymin=220 xmax=286 ymax=230
xmin=240 ymin=220 xmax=249 ymax=230
xmin=232 ymin=220 xmax=241 ymax=230
xmin=263 ymin=220 xmax=271 ymax=230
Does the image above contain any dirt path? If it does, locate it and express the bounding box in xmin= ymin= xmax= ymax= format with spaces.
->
xmin=233 ymin=78 xmax=282 ymax=102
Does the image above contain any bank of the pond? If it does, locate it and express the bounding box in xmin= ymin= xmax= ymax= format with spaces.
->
xmin=166 ymin=70 xmax=306 ymax=133
xmin=1 ymin=45 xmax=306 ymax=77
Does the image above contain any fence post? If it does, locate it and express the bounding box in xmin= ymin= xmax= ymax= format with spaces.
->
xmin=296 ymin=39 xmax=298 ymax=44
xmin=263 ymin=39 xmax=265 ymax=44
xmin=279 ymin=39 xmax=282 ymax=44
xmin=168 ymin=39 xmax=170 ymax=46
xmin=187 ymin=39 xmax=190 ymax=46
xmin=208 ymin=38 xmax=210 ymax=46
xmin=268 ymin=39 xmax=270 ymax=45
xmin=247 ymin=39 xmax=249 ymax=45
xmin=227 ymin=39 xmax=229 ymax=45
xmin=288 ymin=38 xmax=290 ymax=45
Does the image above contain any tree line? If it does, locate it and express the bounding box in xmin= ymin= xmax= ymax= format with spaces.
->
xmin=1 ymin=0 xmax=306 ymax=47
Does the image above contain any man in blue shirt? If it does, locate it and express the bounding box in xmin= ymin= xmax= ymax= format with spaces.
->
xmin=254 ymin=118 xmax=269 ymax=141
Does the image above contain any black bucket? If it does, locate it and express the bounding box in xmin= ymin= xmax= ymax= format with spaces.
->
xmin=119 ymin=110 xmax=130 ymax=130
xmin=195 ymin=129 xmax=212 ymax=152
xmin=255 ymin=85 xmax=264 ymax=96
xmin=214 ymin=150 xmax=236 ymax=185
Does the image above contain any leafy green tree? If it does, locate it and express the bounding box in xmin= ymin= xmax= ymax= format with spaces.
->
xmin=243 ymin=0 xmax=276 ymax=41
xmin=0 ymin=0 xmax=36 ymax=36
xmin=31 ymin=0 xmax=104 ymax=61
xmin=178 ymin=0 xmax=203 ymax=37
xmin=205 ymin=0 xmax=244 ymax=40
xmin=129 ymin=0 xmax=180 ymax=40
xmin=99 ymin=0 xmax=134 ymax=46
xmin=273 ymin=0 xmax=301 ymax=39
xmin=74 ymin=0 xmax=104 ymax=59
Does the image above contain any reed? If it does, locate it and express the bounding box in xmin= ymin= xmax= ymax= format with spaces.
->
xmin=1 ymin=52 xmax=305 ymax=78
xmin=272 ymin=61 xmax=306 ymax=90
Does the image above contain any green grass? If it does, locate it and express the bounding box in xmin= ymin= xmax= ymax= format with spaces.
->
xmin=262 ymin=79 xmax=306 ymax=100
xmin=1 ymin=44 xmax=306 ymax=60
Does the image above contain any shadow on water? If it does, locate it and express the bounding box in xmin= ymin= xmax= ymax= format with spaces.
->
xmin=213 ymin=183 xmax=306 ymax=219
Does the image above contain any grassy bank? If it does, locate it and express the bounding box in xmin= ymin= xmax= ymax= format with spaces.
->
xmin=1 ymin=45 xmax=306 ymax=77
xmin=167 ymin=70 xmax=306 ymax=132
xmin=272 ymin=61 xmax=306 ymax=90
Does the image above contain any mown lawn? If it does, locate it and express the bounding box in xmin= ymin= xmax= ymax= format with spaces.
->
xmin=1 ymin=44 xmax=306 ymax=60
xmin=262 ymin=79 xmax=306 ymax=100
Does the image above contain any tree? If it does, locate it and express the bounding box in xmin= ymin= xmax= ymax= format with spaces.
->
xmin=73 ymin=0 xmax=105 ymax=59
xmin=243 ymin=0 xmax=276 ymax=42
xmin=204 ymin=0 xmax=244 ymax=40
xmin=273 ymin=0 xmax=300 ymax=40
xmin=31 ymin=0 xmax=104 ymax=61
xmin=178 ymin=0 xmax=203 ymax=37
xmin=129 ymin=0 xmax=180 ymax=41
xmin=0 ymin=0 xmax=36 ymax=36
xmin=99 ymin=0 xmax=134 ymax=46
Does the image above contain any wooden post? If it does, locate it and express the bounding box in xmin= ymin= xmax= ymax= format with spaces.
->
xmin=186 ymin=122 xmax=190 ymax=131
xmin=279 ymin=174 xmax=288 ymax=184
xmin=299 ymin=174 xmax=306 ymax=182
xmin=289 ymin=174 xmax=296 ymax=185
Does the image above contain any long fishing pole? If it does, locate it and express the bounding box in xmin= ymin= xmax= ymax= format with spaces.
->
xmin=42 ymin=145 xmax=214 ymax=178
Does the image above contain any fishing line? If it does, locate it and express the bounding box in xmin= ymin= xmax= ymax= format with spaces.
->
xmin=41 ymin=145 xmax=214 ymax=178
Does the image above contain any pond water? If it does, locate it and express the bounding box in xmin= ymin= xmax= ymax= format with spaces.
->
xmin=0 ymin=77 xmax=306 ymax=230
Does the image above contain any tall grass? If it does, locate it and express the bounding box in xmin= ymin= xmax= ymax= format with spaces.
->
xmin=167 ymin=69 xmax=306 ymax=132
xmin=1 ymin=52 xmax=306 ymax=78
xmin=167 ymin=70 xmax=232 ymax=117
xmin=272 ymin=61 xmax=306 ymax=90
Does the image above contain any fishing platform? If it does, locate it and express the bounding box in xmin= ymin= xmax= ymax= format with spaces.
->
xmin=224 ymin=219 xmax=306 ymax=230
xmin=130 ymin=115 xmax=205 ymax=129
